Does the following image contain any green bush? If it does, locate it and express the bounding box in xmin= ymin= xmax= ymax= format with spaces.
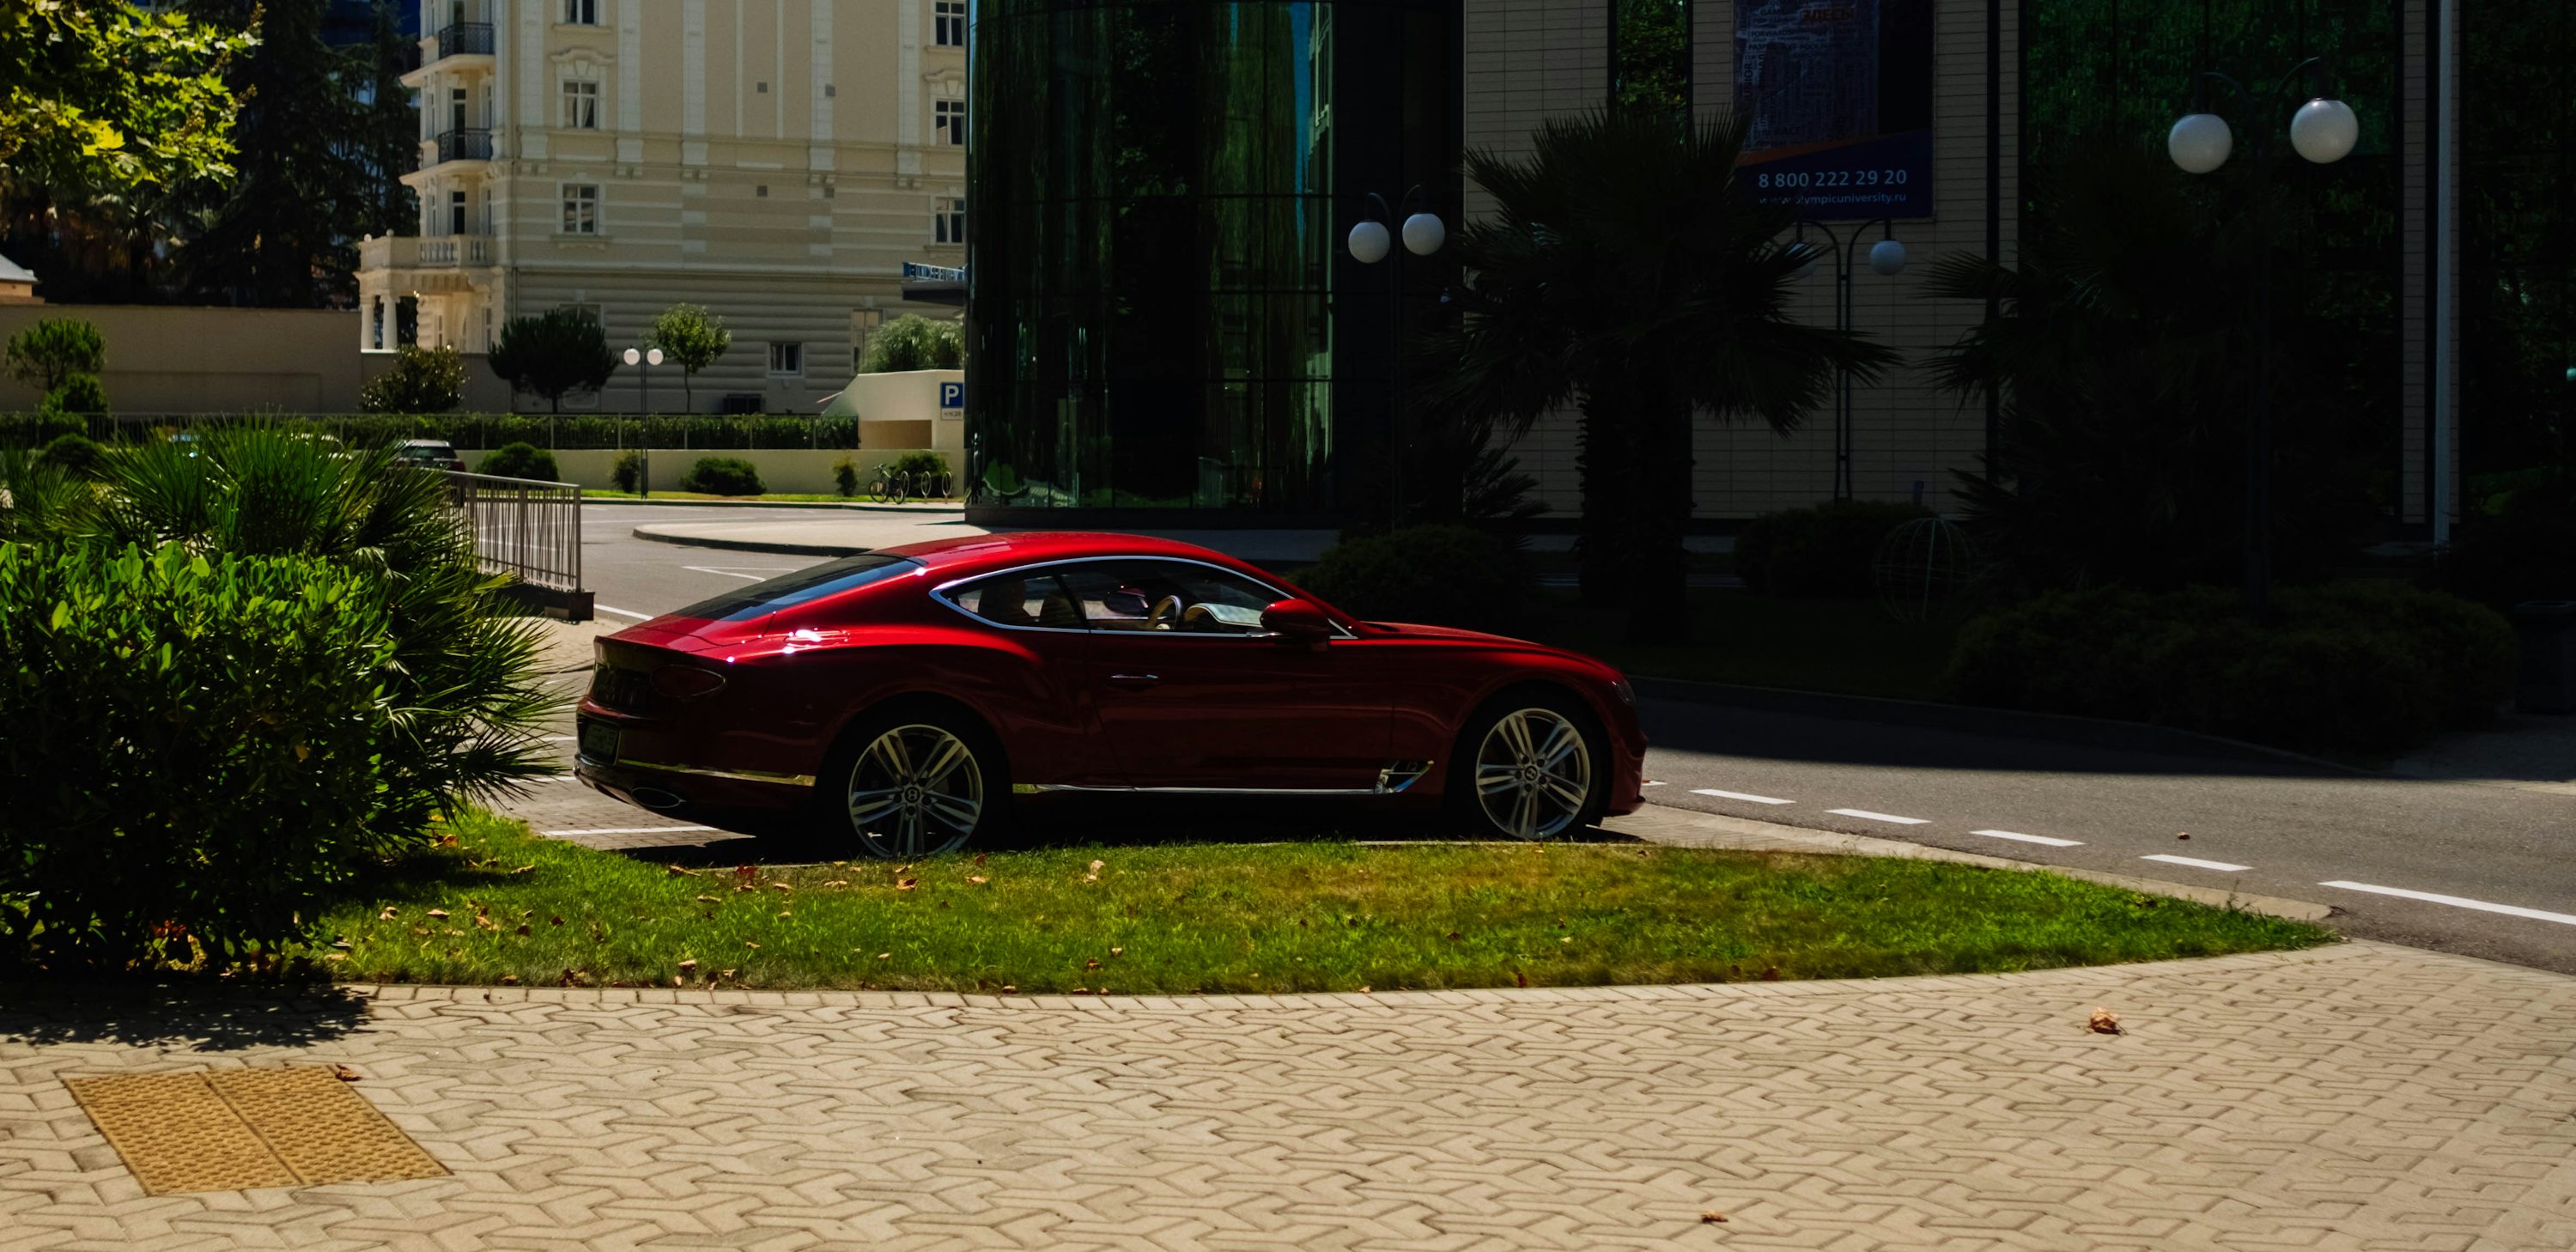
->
xmin=40 ymin=373 xmax=109 ymax=419
xmin=1293 ymin=525 xmax=1528 ymax=632
xmin=832 ymin=455 xmax=860 ymax=497
xmin=36 ymin=432 xmax=106 ymax=479
xmin=0 ymin=543 xmax=403 ymax=967
xmin=1734 ymin=500 xmax=1934 ymax=597
xmin=680 ymin=456 xmax=765 ymax=495
xmin=1942 ymin=582 xmax=2516 ymax=755
xmin=857 ymin=313 xmax=963 ymax=373
xmin=477 ymin=441 xmax=562 ymax=482
xmin=611 ymin=450 xmax=645 ymax=493
xmin=359 ymin=344 xmax=467 ymax=414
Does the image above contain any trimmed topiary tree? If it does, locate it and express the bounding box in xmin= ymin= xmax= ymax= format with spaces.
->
xmin=679 ymin=456 xmax=764 ymax=495
xmin=477 ymin=441 xmax=562 ymax=482
xmin=489 ymin=307 xmax=617 ymax=413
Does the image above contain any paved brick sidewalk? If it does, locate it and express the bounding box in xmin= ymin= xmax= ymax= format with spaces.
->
xmin=5 ymin=940 xmax=2573 ymax=1250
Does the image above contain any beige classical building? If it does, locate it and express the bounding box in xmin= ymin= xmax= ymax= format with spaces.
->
xmin=357 ymin=0 xmax=969 ymax=413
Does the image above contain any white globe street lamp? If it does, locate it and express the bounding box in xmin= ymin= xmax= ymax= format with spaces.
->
xmin=2289 ymin=97 xmax=2360 ymax=164
xmin=1346 ymin=219 xmax=1391 ymax=264
xmin=1868 ymin=239 xmax=1909 ymax=277
xmin=1400 ymin=212 xmax=1446 ymax=257
xmin=2167 ymin=112 xmax=2235 ymax=174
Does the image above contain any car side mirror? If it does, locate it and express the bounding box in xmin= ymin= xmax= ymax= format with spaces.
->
xmin=1261 ymin=599 xmax=1332 ymax=644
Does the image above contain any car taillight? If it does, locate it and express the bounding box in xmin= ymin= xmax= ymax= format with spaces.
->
xmin=650 ymin=665 xmax=726 ymax=699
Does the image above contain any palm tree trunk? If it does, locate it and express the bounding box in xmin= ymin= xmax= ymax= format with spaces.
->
xmin=1574 ymin=386 xmax=1630 ymax=607
xmin=1624 ymin=393 xmax=1694 ymax=645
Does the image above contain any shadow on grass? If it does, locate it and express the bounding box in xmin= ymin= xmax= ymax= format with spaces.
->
xmin=599 ymin=796 xmax=1644 ymax=869
xmin=0 ymin=982 xmax=369 ymax=1052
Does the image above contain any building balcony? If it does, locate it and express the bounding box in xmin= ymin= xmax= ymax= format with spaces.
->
xmin=416 ymin=128 xmax=494 ymax=171
xmin=359 ymin=234 xmax=495 ymax=293
xmin=434 ymin=21 xmax=494 ymax=62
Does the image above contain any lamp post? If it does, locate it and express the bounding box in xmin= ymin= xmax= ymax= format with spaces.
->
xmin=1788 ymin=218 xmax=1907 ymax=501
xmin=2168 ymin=58 xmax=2358 ymax=617
xmin=623 ymin=345 xmax=663 ymax=498
xmin=1348 ymin=185 xmax=1444 ymax=527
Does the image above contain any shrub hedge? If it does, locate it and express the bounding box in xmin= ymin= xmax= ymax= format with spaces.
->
xmin=1735 ymin=500 xmax=1934 ymax=597
xmin=679 ymin=456 xmax=765 ymax=495
xmin=0 ymin=411 xmax=861 ymax=452
xmin=477 ymin=441 xmax=561 ymax=482
xmin=1943 ymin=582 xmax=2516 ymax=755
xmin=1293 ymin=525 xmax=1528 ymax=632
xmin=611 ymin=450 xmax=645 ymax=493
xmin=0 ymin=543 xmax=404 ymax=966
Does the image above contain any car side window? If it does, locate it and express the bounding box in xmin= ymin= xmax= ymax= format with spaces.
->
xmin=945 ymin=570 xmax=1083 ymax=630
xmin=1054 ymin=560 xmax=1284 ymax=635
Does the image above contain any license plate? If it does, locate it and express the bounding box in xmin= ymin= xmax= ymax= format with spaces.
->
xmin=578 ymin=720 xmax=620 ymax=764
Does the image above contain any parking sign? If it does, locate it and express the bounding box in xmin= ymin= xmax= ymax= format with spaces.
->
xmin=939 ymin=382 xmax=964 ymax=409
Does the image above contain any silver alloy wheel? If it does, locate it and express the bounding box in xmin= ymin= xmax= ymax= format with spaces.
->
xmin=1473 ymin=708 xmax=1594 ymax=840
xmin=847 ymin=723 xmax=984 ymax=857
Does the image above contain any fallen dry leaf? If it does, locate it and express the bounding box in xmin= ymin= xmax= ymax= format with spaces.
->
xmin=770 ymin=882 xmax=793 ymax=893
xmin=331 ymin=1064 xmax=361 ymax=1082
xmin=999 ymin=984 xmax=1018 ymax=994
xmin=822 ymin=879 xmax=849 ymax=888
xmin=734 ymin=865 xmax=756 ymax=881
xmin=876 ymin=951 xmax=892 ymax=960
xmin=514 ymin=923 xmax=531 ymax=936
xmin=972 ymin=853 xmax=987 ymax=866
xmin=425 ymin=909 xmax=450 ymax=920
xmin=1358 ymin=985 xmax=1370 ymax=994
xmin=377 ymin=906 xmax=398 ymax=921
xmin=1514 ymin=970 xmax=1528 ymax=988
xmin=677 ymin=959 xmax=698 ymax=972
xmin=1760 ymin=966 xmax=1782 ymax=982
xmin=967 ymin=875 xmax=988 ymax=884
xmin=1700 ymin=1211 xmax=1728 ymax=1225
xmin=509 ymin=864 xmax=535 ymax=875
xmin=666 ymin=864 xmax=697 ymax=877
xmin=1084 ymin=958 xmax=1101 ymax=969
xmin=1445 ymin=931 xmax=1461 ymax=941
xmin=696 ymin=894 xmax=720 ymax=903
xmin=744 ymin=940 xmax=762 ymax=949
xmin=498 ymin=974 xmax=519 ymax=986
xmin=2088 ymin=1006 xmax=2122 ymax=1035
xmin=1109 ymin=947 xmax=1123 ymax=957
xmin=896 ymin=878 xmax=919 ymax=890
xmin=2177 ymin=831 xmax=2191 ymax=841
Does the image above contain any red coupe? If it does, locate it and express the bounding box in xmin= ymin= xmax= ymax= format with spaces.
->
xmin=574 ymin=532 xmax=1645 ymax=856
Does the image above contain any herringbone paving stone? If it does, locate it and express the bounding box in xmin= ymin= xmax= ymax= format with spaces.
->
xmin=4 ymin=941 xmax=2574 ymax=1250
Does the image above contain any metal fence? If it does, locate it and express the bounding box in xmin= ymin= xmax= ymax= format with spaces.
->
xmin=450 ymin=471 xmax=582 ymax=594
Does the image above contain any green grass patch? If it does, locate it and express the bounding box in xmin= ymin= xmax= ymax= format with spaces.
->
xmin=1524 ymin=589 xmax=1957 ymax=700
xmin=580 ymin=489 xmax=953 ymax=504
xmin=319 ymin=811 xmax=2331 ymax=993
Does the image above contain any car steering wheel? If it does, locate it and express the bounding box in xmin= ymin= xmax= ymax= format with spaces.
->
xmin=1145 ymin=595 xmax=1184 ymax=631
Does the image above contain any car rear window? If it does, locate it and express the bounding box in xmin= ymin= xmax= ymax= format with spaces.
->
xmin=669 ymin=553 xmax=922 ymax=623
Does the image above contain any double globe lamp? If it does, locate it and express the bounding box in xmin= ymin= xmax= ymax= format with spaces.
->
xmin=2168 ymin=93 xmax=2360 ymax=174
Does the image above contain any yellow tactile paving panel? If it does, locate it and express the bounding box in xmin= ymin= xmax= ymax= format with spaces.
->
xmin=64 ymin=1067 xmax=446 ymax=1195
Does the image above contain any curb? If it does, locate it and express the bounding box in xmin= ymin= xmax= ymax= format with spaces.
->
xmin=1630 ymin=677 xmax=2370 ymax=775
xmin=631 ymin=526 xmax=868 ymax=557
xmin=586 ymin=497 xmax=964 ymax=514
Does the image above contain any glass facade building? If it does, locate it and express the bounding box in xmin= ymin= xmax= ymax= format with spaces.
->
xmin=966 ymin=0 xmax=1456 ymax=518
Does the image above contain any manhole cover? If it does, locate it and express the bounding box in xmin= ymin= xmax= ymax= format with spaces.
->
xmin=64 ymin=1066 xmax=447 ymax=1194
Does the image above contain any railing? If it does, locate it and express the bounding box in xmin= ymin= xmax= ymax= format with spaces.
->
xmin=361 ymin=234 xmax=492 ymax=270
xmin=427 ymin=128 xmax=493 ymax=167
xmin=436 ymin=21 xmax=495 ymax=58
xmin=449 ymin=471 xmax=583 ymax=595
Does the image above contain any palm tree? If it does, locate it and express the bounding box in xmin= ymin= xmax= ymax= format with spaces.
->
xmin=1418 ymin=110 xmax=1896 ymax=642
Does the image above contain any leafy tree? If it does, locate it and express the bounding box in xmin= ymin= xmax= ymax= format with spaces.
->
xmin=859 ymin=314 xmax=964 ymax=373
xmin=0 ymin=0 xmax=246 ymax=197
xmin=1418 ymin=110 xmax=1895 ymax=642
xmin=42 ymin=374 xmax=110 ymax=418
xmin=359 ymin=344 xmax=467 ymax=413
xmin=179 ymin=0 xmax=371 ymax=306
xmin=353 ymin=0 xmax=417 ymax=240
xmin=489 ymin=308 xmax=619 ymax=414
xmin=5 ymin=317 xmax=106 ymax=392
xmin=648 ymin=303 xmax=732 ymax=411
xmin=1923 ymin=145 xmax=2379 ymax=594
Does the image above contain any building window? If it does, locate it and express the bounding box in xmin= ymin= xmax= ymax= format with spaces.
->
xmin=934 ymin=198 xmax=964 ymax=245
xmin=561 ymin=79 xmax=600 ymax=130
xmin=769 ymin=342 xmax=804 ymax=376
xmin=934 ymin=98 xmax=965 ymax=146
xmin=562 ymin=0 xmax=598 ymax=26
xmin=934 ymin=0 xmax=964 ymax=47
xmin=562 ymin=184 xmax=600 ymax=234
xmin=449 ymin=190 xmax=467 ymax=234
xmin=449 ymin=87 xmax=467 ymax=131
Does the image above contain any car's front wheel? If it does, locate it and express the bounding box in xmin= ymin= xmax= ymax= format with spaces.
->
xmin=828 ymin=708 xmax=1006 ymax=858
xmin=1451 ymin=692 xmax=1608 ymax=840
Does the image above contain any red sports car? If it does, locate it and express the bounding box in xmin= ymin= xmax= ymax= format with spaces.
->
xmin=574 ymin=532 xmax=1645 ymax=856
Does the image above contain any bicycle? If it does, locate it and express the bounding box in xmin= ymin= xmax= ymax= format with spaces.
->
xmin=868 ymin=464 xmax=911 ymax=505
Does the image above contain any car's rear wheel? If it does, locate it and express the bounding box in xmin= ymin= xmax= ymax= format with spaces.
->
xmin=829 ymin=709 xmax=1005 ymax=858
xmin=1452 ymin=694 xmax=1606 ymax=841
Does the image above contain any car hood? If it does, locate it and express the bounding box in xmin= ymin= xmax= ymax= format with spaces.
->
xmin=1360 ymin=620 xmax=1596 ymax=660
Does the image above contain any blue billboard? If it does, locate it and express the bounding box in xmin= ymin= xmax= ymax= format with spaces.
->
xmin=1735 ymin=0 xmax=1936 ymax=219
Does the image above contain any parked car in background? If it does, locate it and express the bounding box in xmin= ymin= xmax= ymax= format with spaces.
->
xmin=575 ymin=532 xmax=1647 ymax=858
xmin=392 ymin=439 xmax=467 ymax=472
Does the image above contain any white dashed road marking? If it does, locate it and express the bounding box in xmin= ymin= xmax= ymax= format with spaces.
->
xmin=544 ymin=825 xmax=720 ymax=837
xmin=596 ymin=605 xmax=655 ymax=620
xmin=1692 ymin=788 xmax=1794 ymax=805
xmin=1827 ymin=808 xmax=1929 ymax=825
xmin=2319 ymin=881 xmax=2576 ymax=926
xmin=684 ymin=566 xmax=786 ymax=581
xmin=1968 ymin=829 xmax=2084 ymax=848
xmin=2142 ymin=854 xmax=2251 ymax=872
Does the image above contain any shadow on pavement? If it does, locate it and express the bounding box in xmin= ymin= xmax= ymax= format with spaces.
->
xmin=0 ymin=983 xmax=369 ymax=1052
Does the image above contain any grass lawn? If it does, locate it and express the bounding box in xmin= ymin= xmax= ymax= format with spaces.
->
xmin=1522 ymin=589 xmax=1959 ymax=700
xmin=580 ymin=489 xmax=957 ymax=504
xmin=318 ymin=811 xmax=2331 ymax=994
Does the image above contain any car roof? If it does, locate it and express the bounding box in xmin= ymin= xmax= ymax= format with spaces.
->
xmin=872 ymin=531 xmax=1255 ymax=577
xmin=399 ymin=438 xmax=454 ymax=447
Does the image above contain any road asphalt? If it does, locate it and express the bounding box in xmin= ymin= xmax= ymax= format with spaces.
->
xmin=574 ymin=504 xmax=2576 ymax=975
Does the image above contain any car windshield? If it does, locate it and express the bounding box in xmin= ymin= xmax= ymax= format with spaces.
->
xmin=669 ymin=553 xmax=922 ymax=623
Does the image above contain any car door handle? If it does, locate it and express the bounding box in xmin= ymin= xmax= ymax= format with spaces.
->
xmin=1106 ymin=672 xmax=1161 ymax=688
